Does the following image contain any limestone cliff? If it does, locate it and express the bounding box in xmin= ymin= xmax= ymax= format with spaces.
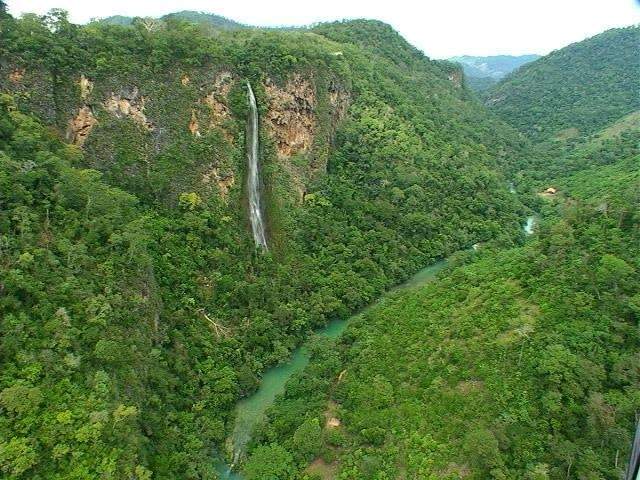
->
xmin=202 ymin=166 xmax=235 ymax=201
xmin=8 ymin=68 xmax=24 ymax=83
xmin=1 ymin=63 xmax=349 ymax=206
xmin=104 ymin=87 xmax=155 ymax=131
xmin=264 ymin=73 xmax=349 ymax=202
xmin=67 ymin=106 xmax=97 ymax=146
xmin=265 ymin=74 xmax=316 ymax=158
xmin=189 ymin=109 xmax=201 ymax=137
xmin=79 ymin=74 xmax=93 ymax=100
xmin=66 ymin=75 xmax=98 ymax=145
xmin=203 ymin=71 xmax=234 ymax=128
xmin=448 ymin=69 xmax=463 ymax=89
xmin=195 ymin=71 xmax=237 ymax=198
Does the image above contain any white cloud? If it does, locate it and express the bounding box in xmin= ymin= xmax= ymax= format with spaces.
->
xmin=7 ymin=0 xmax=640 ymax=58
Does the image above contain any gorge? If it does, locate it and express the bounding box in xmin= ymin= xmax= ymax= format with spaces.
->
xmin=0 ymin=8 xmax=637 ymax=480
xmin=214 ymin=217 xmax=537 ymax=476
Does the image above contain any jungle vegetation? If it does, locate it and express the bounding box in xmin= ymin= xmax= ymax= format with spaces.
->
xmin=0 ymin=5 xmax=637 ymax=479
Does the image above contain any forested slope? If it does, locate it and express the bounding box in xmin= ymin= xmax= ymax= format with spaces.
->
xmin=486 ymin=26 xmax=639 ymax=140
xmin=512 ymin=110 xmax=640 ymax=197
xmin=99 ymin=11 xmax=246 ymax=30
xmin=244 ymin=23 xmax=640 ymax=480
xmin=0 ymin=9 xmax=527 ymax=479
xmin=251 ymin=172 xmax=640 ymax=480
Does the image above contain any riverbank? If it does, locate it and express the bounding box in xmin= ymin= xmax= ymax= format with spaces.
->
xmin=214 ymin=216 xmax=536 ymax=478
xmin=213 ymin=256 xmax=452 ymax=478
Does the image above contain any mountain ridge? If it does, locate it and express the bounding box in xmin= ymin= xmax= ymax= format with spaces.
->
xmin=486 ymin=25 xmax=639 ymax=140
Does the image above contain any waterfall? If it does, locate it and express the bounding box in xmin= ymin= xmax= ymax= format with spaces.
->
xmin=524 ymin=216 xmax=535 ymax=235
xmin=229 ymin=450 xmax=241 ymax=472
xmin=246 ymin=82 xmax=268 ymax=250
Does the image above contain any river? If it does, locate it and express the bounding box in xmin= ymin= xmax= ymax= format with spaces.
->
xmin=213 ymin=258 xmax=449 ymax=478
xmin=214 ymin=217 xmax=535 ymax=478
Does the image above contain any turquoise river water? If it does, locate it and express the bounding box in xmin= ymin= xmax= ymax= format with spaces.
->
xmin=214 ymin=216 xmax=535 ymax=478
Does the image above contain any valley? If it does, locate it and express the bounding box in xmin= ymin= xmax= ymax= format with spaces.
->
xmin=0 ymin=4 xmax=637 ymax=480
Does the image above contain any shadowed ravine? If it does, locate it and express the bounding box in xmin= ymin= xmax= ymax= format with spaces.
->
xmin=212 ymin=216 xmax=536 ymax=478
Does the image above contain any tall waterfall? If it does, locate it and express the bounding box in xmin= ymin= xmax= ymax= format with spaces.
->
xmin=246 ymin=82 xmax=268 ymax=250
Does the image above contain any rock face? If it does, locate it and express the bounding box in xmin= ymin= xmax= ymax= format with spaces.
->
xmin=326 ymin=417 xmax=341 ymax=428
xmin=328 ymin=80 xmax=350 ymax=124
xmin=66 ymin=75 xmax=98 ymax=146
xmin=188 ymin=71 xmax=237 ymax=201
xmin=9 ymin=68 xmax=24 ymax=83
xmin=203 ymin=71 xmax=234 ymax=128
xmin=104 ymin=87 xmax=155 ymax=130
xmin=79 ymin=75 xmax=93 ymax=100
xmin=264 ymin=74 xmax=349 ymax=203
xmin=184 ymin=70 xmax=236 ymax=142
xmin=189 ymin=109 xmax=201 ymax=137
xmin=265 ymin=74 xmax=349 ymax=160
xmin=67 ymin=106 xmax=97 ymax=146
xmin=202 ymin=166 xmax=235 ymax=200
xmin=448 ymin=70 xmax=463 ymax=89
xmin=265 ymin=74 xmax=316 ymax=158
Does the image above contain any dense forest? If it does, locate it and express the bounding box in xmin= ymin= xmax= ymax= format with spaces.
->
xmin=249 ymin=124 xmax=640 ymax=479
xmin=241 ymin=21 xmax=640 ymax=480
xmin=0 ymin=7 xmax=529 ymax=480
xmin=0 ymin=3 xmax=637 ymax=479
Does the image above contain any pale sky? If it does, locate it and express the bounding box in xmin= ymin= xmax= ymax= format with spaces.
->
xmin=7 ymin=0 xmax=640 ymax=58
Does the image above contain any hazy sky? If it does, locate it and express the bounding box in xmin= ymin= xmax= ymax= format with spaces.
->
xmin=7 ymin=0 xmax=639 ymax=58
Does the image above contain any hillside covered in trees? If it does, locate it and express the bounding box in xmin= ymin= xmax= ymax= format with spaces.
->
xmin=0 ymin=7 xmax=531 ymax=479
xmin=246 ymin=120 xmax=639 ymax=479
xmin=251 ymin=187 xmax=639 ymax=479
xmin=98 ymin=10 xmax=245 ymax=30
xmin=486 ymin=26 xmax=639 ymax=140
xmin=0 ymin=4 xmax=637 ymax=479
xmin=241 ymin=23 xmax=640 ymax=480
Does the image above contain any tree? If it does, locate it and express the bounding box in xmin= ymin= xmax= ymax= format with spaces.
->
xmin=243 ymin=444 xmax=295 ymax=480
xmin=597 ymin=254 xmax=634 ymax=294
xmin=292 ymin=418 xmax=322 ymax=461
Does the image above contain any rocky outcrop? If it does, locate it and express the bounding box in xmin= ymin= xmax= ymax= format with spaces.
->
xmin=328 ymin=80 xmax=350 ymax=124
xmin=67 ymin=106 xmax=97 ymax=146
xmin=202 ymin=166 xmax=235 ymax=200
xmin=203 ymin=71 xmax=234 ymax=127
xmin=189 ymin=109 xmax=201 ymax=137
xmin=104 ymin=87 xmax=155 ymax=130
xmin=265 ymin=74 xmax=349 ymax=160
xmin=9 ymin=68 xmax=25 ymax=83
xmin=448 ymin=70 xmax=463 ymax=89
xmin=264 ymin=74 xmax=349 ymax=203
xmin=65 ymin=76 xmax=98 ymax=146
xmin=79 ymin=75 xmax=93 ymax=100
xmin=265 ymin=74 xmax=316 ymax=157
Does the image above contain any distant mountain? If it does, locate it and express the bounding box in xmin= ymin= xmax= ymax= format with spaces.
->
xmin=98 ymin=10 xmax=245 ymax=29
xmin=486 ymin=26 xmax=640 ymax=140
xmin=449 ymin=54 xmax=540 ymax=92
xmin=450 ymin=54 xmax=541 ymax=79
xmin=97 ymin=14 xmax=133 ymax=26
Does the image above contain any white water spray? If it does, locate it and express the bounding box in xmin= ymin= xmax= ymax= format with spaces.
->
xmin=246 ymin=82 xmax=268 ymax=250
